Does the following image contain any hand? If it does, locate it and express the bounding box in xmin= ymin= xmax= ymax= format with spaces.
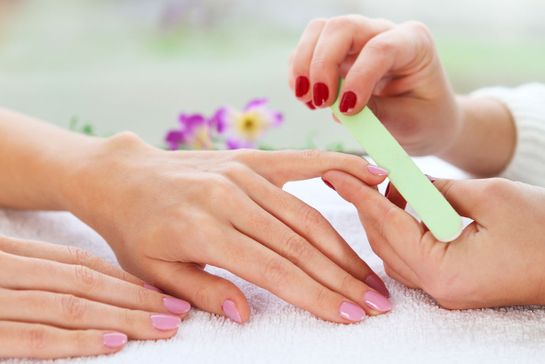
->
xmin=323 ymin=170 xmax=545 ymax=309
xmin=65 ymin=133 xmax=393 ymax=324
xmin=289 ymin=15 xmax=460 ymax=156
xmin=0 ymin=235 xmax=191 ymax=359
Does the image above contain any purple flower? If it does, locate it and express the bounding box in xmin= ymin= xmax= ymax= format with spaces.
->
xmin=165 ymin=112 xmax=213 ymax=150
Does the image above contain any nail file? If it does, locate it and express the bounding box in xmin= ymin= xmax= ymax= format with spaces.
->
xmin=330 ymin=84 xmax=462 ymax=242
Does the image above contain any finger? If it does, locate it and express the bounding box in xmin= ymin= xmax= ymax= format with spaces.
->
xmin=432 ymin=178 xmax=489 ymax=221
xmin=209 ymin=231 xmax=368 ymax=323
xmin=310 ymin=16 xmax=392 ymax=108
xmin=0 ymin=321 xmax=126 ymax=359
xmin=0 ymin=288 xmax=180 ymax=339
xmin=383 ymin=263 xmax=418 ymax=289
xmin=234 ymin=149 xmax=388 ymax=187
xmin=0 ymin=235 xmax=144 ymax=286
xmin=290 ymin=18 xmax=327 ymax=101
xmin=147 ymin=261 xmax=250 ymax=324
xmin=340 ymin=21 xmax=432 ymax=115
xmin=0 ymin=252 xmax=191 ymax=317
xmin=323 ymin=170 xmax=434 ymax=271
xmin=226 ymin=165 xmax=390 ymax=298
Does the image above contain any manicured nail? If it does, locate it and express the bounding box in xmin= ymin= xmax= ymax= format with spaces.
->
xmin=163 ymin=297 xmax=191 ymax=315
xmin=321 ymin=178 xmax=335 ymax=191
xmin=296 ymin=76 xmax=310 ymax=97
xmin=425 ymin=174 xmax=437 ymax=183
xmin=367 ymin=164 xmax=389 ymax=176
xmin=384 ymin=182 xmax=392 ymax=198
xmin=364 ymin=291 xmax=392 ymax=313
xmin=143 ymin=283 xmax=162 ymax=293
xmin=339 ymin=301 xmax=366 ymax=322
xmin=364 ymin=275 xmax=390 ymax=298
xmin=102 ymin=332 xmax=128 ymax=349
xmin=339 ymin=91 xmax=357 ymax=113
xmin=305 ymin=100 xmax=316 ymax=110
xmin=313 ymin=82 xmax=329 ymax=106
xmin=222 ymin=299 xmax=242 ymax=323
xmin=150 ymin=314 xmax=181 ymax=331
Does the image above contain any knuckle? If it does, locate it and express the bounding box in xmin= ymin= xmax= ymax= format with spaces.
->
xmin=339 ymin=273 xmax=356 ymax=294
xmin=192 ymin=284 xmax=212 ymax=309
xmin=263 ymin=259 xmax=290 ymax=288
xmin=307 ymin=18 xmax=327 ymax=30
xmin=314 ymin=286 xmax=331 ymax=311
xmin=120 ymin=308 xmax=139 ymax=332
xmin=300 ymin=206 xmax=324 ymax=229
xmin=283 ymin=234 xmax=310 ymax=265
xmin=73 ymin=264 xmax=99 ymax=290
xmin=222 ymin=162 xmax=250 ymax=180
xmin=59 ymin=294 xmax=87 ymax=322
xmin=25 ymin=327 xmax=47 ymax=353
xmin=325 ymin=16 xmax=350 ymax=31
xmin=67 ymin=246 xmax=94 ymax=267
xmin=404 ymin=20 xmax=432 ymax=38
xmin=367 ymin=37 xmax=396 ymax=54
xmin=300 ymin=149 xmax=324 ymax=161
xmin=482 ymin=177 xmax=512 ymax=197
xmin=136 ymin=287 xmax=154 ymax=307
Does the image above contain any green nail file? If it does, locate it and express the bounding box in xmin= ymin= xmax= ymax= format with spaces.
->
xmin=331 ymin=86 xmax=462 ymax=242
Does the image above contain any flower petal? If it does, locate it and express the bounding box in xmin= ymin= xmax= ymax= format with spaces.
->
xmin=244 ymin=98 xmax=269 ymax=111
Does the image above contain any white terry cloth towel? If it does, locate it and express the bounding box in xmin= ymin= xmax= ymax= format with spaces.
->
xmin=1 ymin=157 xmax=545 ymax=364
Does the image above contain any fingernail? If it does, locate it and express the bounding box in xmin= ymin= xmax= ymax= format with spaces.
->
xmin=321 ymin=178 xmax=335 ymax=191
xmin=150 ymin=313 xmax=181 ymax=331
xmin=367 ymin=164 xmax=389 ymax=176
xmin=296 ymin=76 xmax=310 ymax=97
xmin=222 ymin=299 xmax=242 ymax=323
xmin=425 ymin=174 xmax=437 ymax=183
xmin=313 ymin=82 xmax=329 ymax=106
xmin=143 ymin=283 xmax=162 ymax=293
xmin=163 ymin=297 xmax=191 ymax=315
xmin=339 ymin=91 xmax=357 ymax=113
xmin=364 ymin=291 xmax=392 ymax=313
xmin=339 ymin=301 xmax=366 ymax=322
xmin=384 ymin=182 xmax=392 ymax=198
xmin=305 ymin=100 xmax=316 ymax=110
xmin=365 ymin=274 xmax=390 ymax=298
xmin=102 ymin=332 xmax=128 ymax=349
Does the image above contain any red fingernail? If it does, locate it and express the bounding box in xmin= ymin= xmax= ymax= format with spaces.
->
xmin=384 ymin=182 xmax=391 ymax=197
xmin=426 ymin=174 xmax=437 ymax=183
xmin=305 ymin=100 xmax=316 ymax=110
xmin=295 ymin=76 xmax=310 ymax=97
xmin=313 ymin=82 xmax=329 ymax=106
xmin=339 ymin=91 xmax=357 ymax=113
xmin=322 ymin=178 xmax=335 ymax=190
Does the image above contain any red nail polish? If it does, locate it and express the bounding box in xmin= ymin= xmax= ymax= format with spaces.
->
xmin=295 ymin=76 xmax=310 ymax=97
xmin=339 ymin=91 xmax=357 ymax=113
xmin=384 ymin=182 xmax=391 ymax=197
xmin=305 ymin=100 xmax=316 ymax=110
xmin=313 ymin=82 xmax=329 ymax=107
xmin=322 ymin=178 xmax=335 ymax=190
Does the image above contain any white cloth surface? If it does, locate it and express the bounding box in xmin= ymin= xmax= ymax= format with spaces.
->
xmin=1 ymin=157 xmax=545 ymax=364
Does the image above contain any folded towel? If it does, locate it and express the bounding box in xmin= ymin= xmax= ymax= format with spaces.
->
xmin=1 ymin=157 xmax=544 ymax=364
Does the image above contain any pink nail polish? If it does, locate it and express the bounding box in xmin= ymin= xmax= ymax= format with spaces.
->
xmin=102 ymin=332 xmax=128 ymax=348
xmin=367 ymin=164 xmax=389 ymax=176
xmin=222 ymin=299 xmax=242 ymax=323
xmin=339 ymin=301 xmax=366 ymax=322
xmin=163 ymin=297 xmax=191 ymax=315
xmin=150 ymin=314 xmax=181 ymax=331
xmin=364 ymin=275 xmax=390 ymax=298
xmin=143 ymin=283 xmax=162 ymax=293
xmin=364 ymin=291 xmax=392 ymax=313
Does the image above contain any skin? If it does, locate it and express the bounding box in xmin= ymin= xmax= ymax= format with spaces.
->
xmin=291 ymin=15 xmax=545 ymax=308
xmin=0 ymin=108 xmax=391 ymax=358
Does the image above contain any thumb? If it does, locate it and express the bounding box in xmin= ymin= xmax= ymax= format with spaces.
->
xmin=430 ymin=178 xmax=488 ymax=221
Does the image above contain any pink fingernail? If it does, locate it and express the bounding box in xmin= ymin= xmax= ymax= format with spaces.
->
xmin=143 ymin=283 xmax=162 ymax=293
xmin=367 ymin=164 xmax=389 ymax=176
xmin=222 ymin=299 xmax=242 ymax=323
xmin=364 ymin=275 xmax=390 ymax=298
xmin=150 ymin=314 xmax=181 ymax=331
xmin=102 ymin=332 xmax=128 ymax=348
xmin=364 ymin=291 xmax=392 ymax=313
xmin=339 ymin=301 xmax=366 ymax=322
xmin=163 ymin=297 xmax=191 ymax=315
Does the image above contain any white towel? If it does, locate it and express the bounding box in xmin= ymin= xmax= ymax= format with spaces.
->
xmin=1 ymin=157 xmax=544 ymax=364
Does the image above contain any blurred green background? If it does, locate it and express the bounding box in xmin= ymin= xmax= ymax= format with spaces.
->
xmin=1 ymin=0 xmax=544 ymax=150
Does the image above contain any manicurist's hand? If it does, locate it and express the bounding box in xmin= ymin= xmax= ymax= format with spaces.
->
xmin=289 ymin=16 xmax=516 ymax=176
xmin=65 ymin=133 xmax=393 ymax=324
xmin=0 ymin=235 xmax=190 ymax=359
xmin=323 ymin=170 xmax=545 ymax=309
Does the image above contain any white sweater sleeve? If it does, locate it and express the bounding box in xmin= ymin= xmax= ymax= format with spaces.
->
xmin=470 ymin=83 xmax=545 ymax=187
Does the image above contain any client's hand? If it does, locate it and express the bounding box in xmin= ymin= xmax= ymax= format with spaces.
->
xmin=66 ymin=133 xmax=392 ymax=324
xmin=323 ymin=171 xmax=545 ymax=309
xmin=0 ymin=235 xmax=190 ymax=359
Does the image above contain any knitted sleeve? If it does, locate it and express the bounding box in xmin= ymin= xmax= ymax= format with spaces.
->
xmin=471 ymin=83 xmax=545 ymax=187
